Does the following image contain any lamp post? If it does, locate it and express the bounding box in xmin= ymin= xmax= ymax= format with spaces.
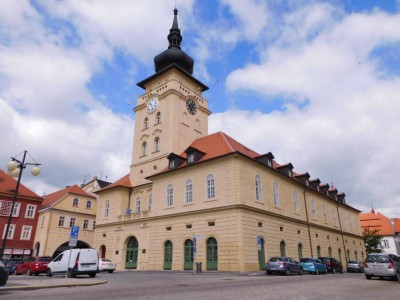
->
xmin=0 ymin=150 xmax=41 ymax=261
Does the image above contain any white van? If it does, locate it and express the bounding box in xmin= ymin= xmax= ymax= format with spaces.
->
xmin=47 ymin=248 xmax=98 ymax=278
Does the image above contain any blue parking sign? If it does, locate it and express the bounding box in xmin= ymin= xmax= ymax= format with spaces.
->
xmin=70 ymin=226 xmax=79 ymax=238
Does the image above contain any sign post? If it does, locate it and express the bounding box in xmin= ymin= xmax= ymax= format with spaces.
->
xmin=66 ymin=226 xmax=79 ymax=278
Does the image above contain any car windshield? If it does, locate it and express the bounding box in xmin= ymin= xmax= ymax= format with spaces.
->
xmin=348 ymin=260 xmax=358 ymax=264
xmin=269 ymin=257 xmax=284 ymax=262
xmin=300 ymin=258 xmax=313 ymax=263
xmin=366 ymin=255 xmax=389 ymax=263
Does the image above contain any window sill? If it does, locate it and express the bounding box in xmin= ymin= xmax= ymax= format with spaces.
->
xmin=204 ymin=198 xmax=217 ymax=202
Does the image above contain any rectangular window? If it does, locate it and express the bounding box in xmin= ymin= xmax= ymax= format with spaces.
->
xmin=83 ymin=219 xmax=89 ymax=230
xmin=69 ymin=217 xmax=76 ymax=228
xmin=188 ymin=153 xmax=194 ymax=163
xmin=311 ymin=200 xmax=316 ymax=218
xmin=21 ymin=225 xmax=32 ymax=240
xmin=293 ymin=191 xmax=299 ymax=213
xmin=2 ymin=224 xmax=16 ymax=239
xmin=25 ymin=204 xmax=36 ymax=218
xmin=58 ymin=216 xmax=65 ymax=227
xmin=167 ymin=184 xmax=174 ymax=207
xmin=12 ymin=202 xmax=21 ymax=217
xmin=273 ymin=182 xmax=280 ymax=207
xmin=382 ymin=240 xmax=389 ymax=248
xmin=323 ymin=205 xmax=327 ymax=222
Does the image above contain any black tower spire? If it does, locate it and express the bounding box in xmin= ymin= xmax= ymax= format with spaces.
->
xmin=154 ymin=9 xmax=194 ymax=74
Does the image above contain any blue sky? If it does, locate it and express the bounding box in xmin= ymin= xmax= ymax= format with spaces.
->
xmin=1 ymin=0 xmax=400 ymax=217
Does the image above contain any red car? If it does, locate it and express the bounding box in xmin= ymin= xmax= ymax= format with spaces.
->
xmin=15 ymin=256 xmax=52 ymax=275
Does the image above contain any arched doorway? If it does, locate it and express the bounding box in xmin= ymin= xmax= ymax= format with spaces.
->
xmin=164 ymin=240 xmax=173 ymax=270
xmin=52 ymin=240 xmax=91 ymax=258
xmin=298 ymin=243 xmax=303 ymax=260
xmin=184 ymin=239 xmax=193 ymax=270
xmin=125 ymin=237 xmax=138 ymax=269
xmin=99 ymin=245 xmax=106 ymax=258
xmin=206 ymin=237 xmax=218 ymax=270
xmin=280 ymin=241 xmax=286 ymax=256
xmin=257 ymin=237 xmax=266 ymax=270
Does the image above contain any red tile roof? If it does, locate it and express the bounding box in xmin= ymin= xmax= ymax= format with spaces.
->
xmin=0 ymin=168 xmax=42 ymax=200
xmin=97 ymin=174 xmax=132 ymax=192
xmin=359 ymin=211 xmax=396 ymax=236
xmin=41 ymin=184 xmax=96 ymax=209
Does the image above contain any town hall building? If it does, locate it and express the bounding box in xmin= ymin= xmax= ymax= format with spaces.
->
xmin=92 ymin=9 xmax=365 ymax=272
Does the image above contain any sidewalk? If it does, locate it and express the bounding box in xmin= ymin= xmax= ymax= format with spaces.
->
xmin=0 ymin=276 xmax=107 ymax=291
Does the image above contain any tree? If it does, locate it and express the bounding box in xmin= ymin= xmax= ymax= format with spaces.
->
xmin=363 ymin=227 xmax=383 ymax=254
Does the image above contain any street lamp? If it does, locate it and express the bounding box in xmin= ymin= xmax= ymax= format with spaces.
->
xmin=0 ymin=150 xmax=41 ymax=261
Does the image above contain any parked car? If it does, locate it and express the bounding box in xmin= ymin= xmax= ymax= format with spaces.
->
xmin=15 ymin=256 xmax=52 ymax=275
xmin=47 ymin=248 xmax=98 ymax=278
xmin=266 ymin=256 xmax=304 ymax=276
xmin=98 ymin=258 xmax=116 ymax=273
xmin=364 ymin=253 xmax=400 ymax=281
xmin=4 ymin=259 xmax=22 ymax=275
xmin=347 ymin=260 xmax=364 ymax=273
xmin=319 ymin=257 xmax=343 ymax=274
xmin=300 ymin=258 xmax=328 ymax=275
xmin=0 ymin=260 xmax=9 ymax=286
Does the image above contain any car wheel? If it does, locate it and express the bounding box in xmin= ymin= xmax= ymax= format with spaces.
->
xmin=365 ymin=274 xmax=371 ymax=280
xmin=285 ymin=268 xmax=290 ymax=276
xmin=14 ymin=269 xmax=19 ymax=276
xmin=46 ymin=268 xmax=53 ymax=277
xmin=315 ymin=269 xmax=319 ymax=275
xmin=340 ymin=268 xmax=343 ymax=274
xmin=324 ymin=268 xmax=328 ymax=275
xmin=27 ymin=268 xmax=32 ymax=276
xmin=266 ymin=270 xmax=272 ymax=275
xmin=332 ymin=268 xmax=336 ymax=274
xmin=298 ymin=268 xmax=303 ymax=276
xmin=108 ymin=270 xmax=114 ymax=273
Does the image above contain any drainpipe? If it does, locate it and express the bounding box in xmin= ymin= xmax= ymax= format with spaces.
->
xmin=336 ymin=205 xmax=348 ymax=263
xmin=303 ymin=191 xmax=313 ymax=257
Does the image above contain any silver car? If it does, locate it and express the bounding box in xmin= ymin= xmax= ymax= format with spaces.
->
xmin=364 ymin=253 xmax=400 ymax=281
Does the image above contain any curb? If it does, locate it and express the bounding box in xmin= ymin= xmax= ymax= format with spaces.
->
xmin=0 ymin=280 xmax=107 ymax=291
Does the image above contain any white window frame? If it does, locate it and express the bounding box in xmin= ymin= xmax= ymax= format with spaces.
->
xmin=83 ymin=219 xmax=89 ymax=230
xmin=154 ymin=137 xmax=160 ymax=152
xmin=20 ymin=225 xmax=32 ymax=240
xmin=58 ymin=216 xmax=65 ymax=227
xmin=12 ymin=202 xmax=21 ymax=217
xmin=25 ymin=204 xmax=36 ymax=218
xmin=72 ymin=198 xmax=79 ymax=207
xmin=255 ymin=175 xmax=262 ymax=201
xmin=323 ymin=205 xmax=327 ymax=222
xmin=206 ymin=174 xmax=216 ymax=199
xmin=311 ymin=200 xmax=316 ymax=218
xmin=69 ymin=217 xmax=76 ymax=228
xmin=156 ymin=112 xmax=161 ymax=124
xmin=86 ymin=201 xmax=92 ymax=209
xmin=135 ymin=197 xmax=141 ymax=212
xmin=167 ymin=184 xmax=174 ymax=207
xmin=144 ymin=117 xmax=149 ymax=129
xmin=273 ymin=181 xmax=280 ymax=207
xmin=332 ymin=209 xmax=337 ymax=225
xmin=185 ymin=179 xmax=193 ymax=203
xmin=188 ymin=153 xmax=195 ymax=163
xmin=104 ymin=200 xmax=110 ymax=218
xmin=142 ymin=142 xmax=147 ymax=156
xmin=2 ymin=224 xmax=16 ymax=239
xmin=293 ymin=191 xmax=299 ymax=213
xmin=148 ymin=194 xmax=152 ymax=211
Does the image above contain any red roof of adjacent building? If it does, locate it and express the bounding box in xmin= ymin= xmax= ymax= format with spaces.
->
xmin=97 ymin=174 xmax=132 ymax=192
xmin=0 ymin=168 xmax=42 ymax=200
xmin=41 ymin=184 xmax=96 ymax=209
xmin=359 ymin=210 xmax=398 ymax=236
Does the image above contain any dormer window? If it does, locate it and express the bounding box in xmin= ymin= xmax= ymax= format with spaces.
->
xmin=267 ymin=160 xmax=272 ymax=167
xmin=306 ymin=180 xmax=309 ymax=186
xmin=188 ymin=153 xmax=194 ymax=164
xmin=288 ymin=170 xmax=292 ymax=177
xmin=169 ymin=160 xmax=175 ymax=169
xmin=317 ymin=185 xmax=320 ymax=192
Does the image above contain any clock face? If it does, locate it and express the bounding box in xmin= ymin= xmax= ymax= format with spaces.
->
xmin=186 ymin=99 xmax=197 ymax=115
xmin=147 ymin=97 xmax=159 ymax=113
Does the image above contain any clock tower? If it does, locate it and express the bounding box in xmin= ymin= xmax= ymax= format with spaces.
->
xmin=130 ymin=9 xmax=210 ymax=186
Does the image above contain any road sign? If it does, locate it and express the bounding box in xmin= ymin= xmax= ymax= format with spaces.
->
xmin=69 ymin=226 xmax=80 ymax=247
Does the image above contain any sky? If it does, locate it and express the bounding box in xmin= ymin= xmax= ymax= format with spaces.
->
xmin=1 ymin=0 xmax=400 ymax=217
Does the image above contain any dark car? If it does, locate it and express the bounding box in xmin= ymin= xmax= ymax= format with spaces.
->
xmin=319 ymin=257 xmax=343 ymax=274
xmin=4 ymin=259 xmax=22 ymax=275
xmin=347 ymin=260 xmax=364 ymax=273
xmin=15 ymin=256 xmax=52 ymax=275
xmin=266 ymin=256 xmax=304 ymax=276
xmin=0 ymin=260 xmax=9 ymax=286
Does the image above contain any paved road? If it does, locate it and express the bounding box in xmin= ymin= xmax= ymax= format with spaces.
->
xmin=1 ymin=271 xmax=399 ymax=300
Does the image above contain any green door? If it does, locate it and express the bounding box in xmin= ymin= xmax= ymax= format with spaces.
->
xmin=125 ymin=237 xmax=138 ymax=269
xmin=184 ymin=239 xmax=193 ymax=270
xmin=164 ymin=241 xmax=173 ymax=270
xmin=206 ymin=237 xmax=218 ymax=270
xmin=258 ymin=237 xmax=266 ymax=270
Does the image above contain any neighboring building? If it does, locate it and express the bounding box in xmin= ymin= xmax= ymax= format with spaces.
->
xmin=81 ymin=176 xmax=111 ymax=197
xmin=33 ymin=185 xmax=97 ymax=258
xmin=0 ymin=168 xmax=43 ymax=260
xmin=92 ymin=9 xmax=365 ymax=272
xmin=360 ymin=209 xmax=400 ymax=255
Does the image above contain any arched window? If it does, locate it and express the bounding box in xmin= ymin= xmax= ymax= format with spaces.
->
xmin=311 ymin=200 xmax=316 ymax=218
xmin=154 ymin=137 xmax=160 ymax=152
xmin=298 ymin=243 xmax=303 ymax=259
xmin=184 ymin=239 xmax=194 ymax=270
xmin=148 ymin=194 xmax=152 ymax=211
xmin=135 ymin=197 xmax=141 ymax=212
xmin=144 ymin=117 xmax=148 ymax=129
xmin=280 ymin=241 xmax=286 ymax=256
xmin=72 ymin=198 xmax=79 ymax=206
xmin=164 ymin=240 xmax=173 ymax=270
xmin=355 ymin=250 xmax=358 ymax=260
xmin=332 ymin=209 xmax=337 ymax=225
xmin=328 ymin=246 xmax=332 ymax=257
xmin=317 ymin=245 xmax=321 ymax=257
xmin=167 ymin=184 xmax=173 ymax=206
xmin=156 ymin=112 xmax=161 ymax=124
xmin=255 ymin=175 xmax=262 ymax=201
xmin=338 ymin=248 xmax=342 ymax=263
xmin=206 ymin=174 xmax=216 ymax=199
xmin=206 ymin=237 xmax=218 ymax=270
xmin=293 ymin=191 xmax=299 ymax=213
xmin=273 ymin=181 xmax=280 ymax=207
xmin=86 ymin=200 xmax=92 ymax=209
xmin=142 ymin=142 xmax=147 ymax=156
xmin=185 ymin=179 xmax=193 ymax=203
xmin=104 ymin=200 xmax=110 ymax=218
